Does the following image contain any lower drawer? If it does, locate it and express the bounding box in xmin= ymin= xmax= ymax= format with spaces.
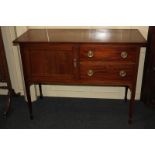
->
xmin=80 ymin=62 xmax=135 ymax=82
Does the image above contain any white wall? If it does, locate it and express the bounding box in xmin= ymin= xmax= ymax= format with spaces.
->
xmin=1 ymin=26 xmax=148 ymax=100
xmin=0 ymin=26 xmax=25 ymax=95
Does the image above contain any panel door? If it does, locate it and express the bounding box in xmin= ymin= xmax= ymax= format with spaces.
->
xmin=22 ymin=44 xmax=79 ymax=83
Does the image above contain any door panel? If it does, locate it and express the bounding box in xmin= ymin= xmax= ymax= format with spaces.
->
xmin=30 ymin=50 xmax=74 ymax=77
xmin=22 ymin=45 xmax=78 ymax=82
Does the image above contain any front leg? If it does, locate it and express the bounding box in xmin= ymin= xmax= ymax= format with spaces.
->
xmin=128 ymin=86 xmax=136 ymax=124
xmin=39 ymin=83 xmax=43 ymax=99
xmin=124 ymin=86 xmax=128 ymax=102
xmin=25 ymin=84 xmax=33 ymax=120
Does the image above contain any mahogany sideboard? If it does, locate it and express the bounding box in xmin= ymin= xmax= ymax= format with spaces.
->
xmin=14 ymin=29 xmax=146 ymax=123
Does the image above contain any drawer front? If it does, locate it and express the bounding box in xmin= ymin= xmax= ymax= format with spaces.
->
xmin=80 ymin=46 xmax=139 ymax=62
xmin=80 ymin=62 xmax=135 ymax=82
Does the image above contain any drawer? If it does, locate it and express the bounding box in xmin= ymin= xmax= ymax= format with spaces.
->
xmin=80 ymin=46 xmax=139 ymax=62
xmin=80 ymin=62 xmax=135 ymax=82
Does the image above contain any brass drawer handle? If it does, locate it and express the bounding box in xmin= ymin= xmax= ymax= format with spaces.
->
xmin=119 ymin=70 xmax=127 ymax=77
xmin=121 ymin=51 xmax=128 ymax=59
xmin=87 ymin=50 xmax=94 ymax=58
xmin=87 ymin=70 xmax=94 ymax=76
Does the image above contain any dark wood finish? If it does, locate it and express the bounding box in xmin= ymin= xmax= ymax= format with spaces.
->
xmin=80 ymin=62 xmax=135 ymax=82
xmin=0 ymin=27 xmax=19 ymax=118
xmin=39 ymin=84 xmax=43 ymax=99
xmin=14 ymin=29 xmax=146 ymax=123
xmin=80 ymin=45 xmax=139 ymax=62
xmin=14 ymin=29 xmax=146 ymax=45
xmin=141 ymin=27 xmax=155 ymax=105
xmin=124 ymin=86 xmax=128 ymax=102
xmin=20 ymin=44 xmax=79 ymax=83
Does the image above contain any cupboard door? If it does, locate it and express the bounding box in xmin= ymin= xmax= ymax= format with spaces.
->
xmin=22 ymin=45 xmax=79 ymax=82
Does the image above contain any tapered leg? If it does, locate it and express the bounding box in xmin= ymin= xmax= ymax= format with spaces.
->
xmin=25 ymin=84 xmax=33 ymax=120
xmin=124 ymin=86 xmax=128 ymax=102
xmin=39 ymin=83 xmax=43 ymax=99
xmin=128 ymin=86 xmax=136 ymax=124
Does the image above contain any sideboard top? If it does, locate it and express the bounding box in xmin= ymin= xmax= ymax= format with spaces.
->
xmin=14 ymin=29 xmax=146 ymax=46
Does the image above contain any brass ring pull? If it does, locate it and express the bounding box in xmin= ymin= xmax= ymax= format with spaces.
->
xmin=119 ymin=70 xmax=127 ymax=77
xmin=87 ymin=50 xmax=94 ymax=58
xmin=87 ymin=70 xmax=94 ymax=76
xmin=121 ymin=51 xmax=128 ymax=59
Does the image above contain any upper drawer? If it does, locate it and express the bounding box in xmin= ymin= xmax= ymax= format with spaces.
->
xmin=80 ymin=45 xmax=139 ymax=62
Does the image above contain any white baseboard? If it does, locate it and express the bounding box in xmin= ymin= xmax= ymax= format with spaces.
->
xmin=35 ymin=85 xmax=140 ymax=100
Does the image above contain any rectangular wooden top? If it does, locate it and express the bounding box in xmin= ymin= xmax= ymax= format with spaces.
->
xmin=14 ymin=29 xmax=147 ymax=46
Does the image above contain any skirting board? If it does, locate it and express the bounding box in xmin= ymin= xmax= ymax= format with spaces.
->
xmin=35 ymin=85 xmax=139 ymax=100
